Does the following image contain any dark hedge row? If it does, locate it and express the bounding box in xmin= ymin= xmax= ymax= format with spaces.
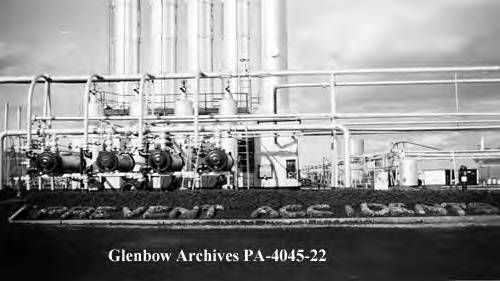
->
xmin=0 ymin=188 xmax=17 ymax=201
xmin=24 ymin=189 xmax=500 ymax=211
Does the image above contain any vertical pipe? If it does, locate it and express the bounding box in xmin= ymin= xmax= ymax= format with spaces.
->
xmin=340 ymin=126 xmax=351 ymax=187
xmin=26 ymin=74 xmax=49 ymax=153
xmin=42 ymin=80 xmax=52 ymax=117
xmin=3 ymin=104 xmax=8 ymax=189
xmin=17 ymin=106 xmax=21 ymax=149
xmin=138 ymin=74 xmax=152 ymax=150
xmin=454 ymin=72 xmax=459 ymax=113
xmin=201 ymin=0 xmax=214 ymax=95
xmin=330 ymin=73 xmax=337 ymax=188
xmin=83 ymin=74 xmax=102 ymax=151
xmin=4 ymin=103 xmax=8 ymax=132
xmin=17 ymin=106 xmax=21 ymax=130
xmin=333 ymin=137 xmax=338 ymax=187
xmin=238 ymin=0 xmax=250 ymax=70
xmin=223 ymin=0 xmax=238 ymax=92
xmin=186 ymin=0 xmax=200 ymax=145
xmin=0 ymin=132 xmax=5 ymax=189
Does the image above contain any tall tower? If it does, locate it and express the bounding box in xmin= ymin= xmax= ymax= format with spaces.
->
xmin=109 ymin=0 xmax=141 ymax=106
xmin=150 ymin=0 xmax=178 ymax=108
xmin=256 ymin=0 xmax=299 ymax=187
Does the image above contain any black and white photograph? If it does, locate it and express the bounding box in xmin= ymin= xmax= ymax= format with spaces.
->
xmin=1 ymin=0 xmax=500 ymax=280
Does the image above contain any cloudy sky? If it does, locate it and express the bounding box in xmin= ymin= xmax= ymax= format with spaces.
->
xmin=1 ymin=0 xmax=500 ymax=165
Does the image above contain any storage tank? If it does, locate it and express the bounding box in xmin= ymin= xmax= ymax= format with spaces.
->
xmin=219 ymin=93 xmax=237 ymax=153
xmin=129 ymin=97 xmax=142 ymax=117
xmin=350 ymin=139 xmax=364 ymax=156
xmin=109 ymin=0 xmax=140 ymax=104
xmin=219 ymin=94 xmax=237 ymax=115
xmin=88 ymin=95 xmax=104 ymax=124
xmin=205 ymin=148 xmax=234 ymax=172
xmin=399 ymin=158 xmax=418 ymax=187
xmin=174 ymin=96 xmax=193 ymax=116
xmin=147 ymin=150 xmax=184 ymax=172
xmin=96 ymin=151 xmax=135 ymax=172
xmin=35 ymin=152 xmax=84 ymax=174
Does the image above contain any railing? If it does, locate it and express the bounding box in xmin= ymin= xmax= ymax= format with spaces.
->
xmin=94 ymin=90 xmax=253 ymax=115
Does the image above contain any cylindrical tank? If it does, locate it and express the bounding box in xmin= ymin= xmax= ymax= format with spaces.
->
xmin=96 ymin=151 xmax=135 ymax=172
xmin=116 ymin=153 xmax=135 ymax=172
xmin=399 ymin=158 xmax=418 ymax=187
xmin=174 ymin=97 xmax=193 ymax=116
xmin=219 ymin=94 xmax=238 ymax=165
xmin=150 ymin=0 xmax=177 ymax=105
xmin=129 ymin=98 xmax=142 ymax=117
xmin=109 ymin=0 xmax=140 ymax=104
xmin=350 ymin=139 xmax=364 ymax=156
xmin=88 ymin=95 xmax=104 ymax=118
xmin=219 ymin=94 xmax=237 ymax=115
xmin=59 ymin=154 xmax=85 ymax=173
xmin=35 ymin=152 xmax=84 ymax=174
xmin=205 ymin=148 xmax=234 ymax=171
xmin=148 ymin=150 xmax=184 ymax=172
xmin=128 ymin=98 xmax=143 ymax=126
xmin=35 ymin=152 xmax=60 ymax=174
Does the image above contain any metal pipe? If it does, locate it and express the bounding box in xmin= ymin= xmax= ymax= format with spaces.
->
xmin=4 ymin=103 xmax=8 ymax=131
xmin=1 ymin=65 xmax=500 ymax=84
xmin=0 ymin=122 xmax=353 ymax=188
xmin=348 ymin=125 xmax=500 ymax=132
xmin=31 ymin=114 xmax=500 ymax=125
xmin=26 ymin=74 xmax=50 ymax=152
xmin=223 ymin=0 xmax=238 ymax=91
xmin=194 ymin=71 xmax=200 ymax=146
xmin=138 ymin=74 xmax=153 ymax=149
xmin=83 ymin=74 xmax=103 ymax=151
xmin=335 ymin=78 xmax=500 ymax=87
xmin=42 ymin=80 xmax=52 ymax=117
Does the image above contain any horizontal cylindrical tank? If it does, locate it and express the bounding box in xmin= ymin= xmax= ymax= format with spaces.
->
xmin=205 ymin=148 xmax=234 ymax=171
xmin=34 ymin=152 xmax=84 ymax=174
xmin=399 ymin=158 xmax=418 ymax=187
xmin=96 ymin=151 xmax=135 ymax=172
xmin=148 ymin=150 xmax=184 ymax=172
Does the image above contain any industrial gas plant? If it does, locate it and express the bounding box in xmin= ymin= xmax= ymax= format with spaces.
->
xmin=2 ymin=0 xmax=500 ymax=191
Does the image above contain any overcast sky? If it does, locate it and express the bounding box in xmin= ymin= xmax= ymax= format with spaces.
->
xmin=1 ymin=0 xmax=500 ymax=165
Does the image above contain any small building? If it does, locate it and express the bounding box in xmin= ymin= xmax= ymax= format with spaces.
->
xmin=418 ymin=158 xmax=479 ymax=186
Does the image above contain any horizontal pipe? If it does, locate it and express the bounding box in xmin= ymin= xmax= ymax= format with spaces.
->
xmin=335 ymin=78 xmax=500 ymax=87
xmin=0 ymin=66 xmax=499 ymax=84
xmin=349 ymin=125 xmax=500 ymax=132
xmin=32 ymin=112 xmax=500 ymax=122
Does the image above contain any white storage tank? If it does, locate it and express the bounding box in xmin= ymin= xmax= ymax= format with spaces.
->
xmin=88 ymin=95 xmax=104 ymax=117
xmin=218 ymin=94 xmax=237 ymax=176
xmin=219 ymin=94 xmax=237 ymax=115
xmin=350 ymin=139 xmax=364 ymax=156
xmin=399 ymin=158 xmax=418 ymax=187
xmin=174 ymin=96 xmax=194 ymax=116
xmin=88 ymin=95 xmax=104 ymax=126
